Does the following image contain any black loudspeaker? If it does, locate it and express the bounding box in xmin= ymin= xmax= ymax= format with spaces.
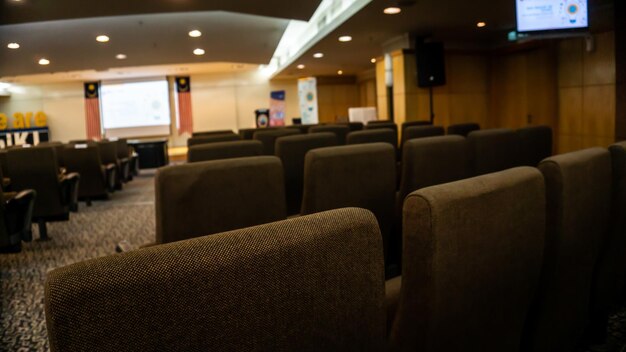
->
xmin=416 ymin=41 xmax=446 ymax=87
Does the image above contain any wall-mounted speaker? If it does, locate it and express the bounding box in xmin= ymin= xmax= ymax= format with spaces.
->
xmin=415 ymin=40 xmax=446 ymax=87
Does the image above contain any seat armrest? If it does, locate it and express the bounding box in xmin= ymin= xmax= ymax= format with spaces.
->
xmin=5 ymin=189 xmax=36 ymax=242
xmin=59 ymin=172 xmax=80 ymax=207
xmin=385 ymin=276 xmax=402 ymax=333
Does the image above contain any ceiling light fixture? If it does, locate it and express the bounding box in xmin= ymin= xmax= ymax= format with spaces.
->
xmin=188 ymin=30 xmax=202 ymax=37
xmin=193 ymin=48 xmax=205 ymax=55
xmin=116 ymin=54 xmax=127 ymax=60
xmin=477 ymin=21 xmax=487 ymax=28
xmin=383 ymin=7 xmax=401 ymax=15
xmin=370 ymin=58 xmax=377 ymax=63
xmin=38 ymin=58 xmax=50 ymax=65
xmin=96 ymin=35 xmax=110 ymax=43
xmin=337 ymin=70 xmax=343 ymax=75
xmin=297 ymin=64 xmax=305 ymax=69
xmin=338 ymin=36 xmax=352 ymax=42
xmin=7 ymin=43 xmax=20 ymax=49
xmin=313 ymin=53 xmax=324 ymax=58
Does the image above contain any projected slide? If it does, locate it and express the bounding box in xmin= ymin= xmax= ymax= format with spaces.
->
xmin=100 ymin=80 xmax=171 ymax=129
xmin=516 ymin=0 xmax=588 ymax=32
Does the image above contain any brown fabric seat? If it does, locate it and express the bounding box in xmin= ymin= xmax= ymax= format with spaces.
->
xmin=286 ymin=124 xmax=318 ymax=134
xmin=97 ymin=141 xmax=127 ymax=190
xmin=447 ymin=122 xmax=480 ymax=137
xmin=343 ymin=122 xmax=364 ymax=132
xmin=63 ymin=144 xmax=115 ymax=202
xmin=468 ymin=128 xmax=523 ymax=176
xmin=517 ymin=125 xmax=553 ymax=166
xmin=365 ymin=122 xmax=398 ymax=144
xmin=400 ymin=125 xmax=445 ymax=149
xmin=187 ymin=140 xmax=263 ymax=163
xmin=0 ymin=189 xmax=36 ymax=252
xmin=155 ymin=156 xmax=287 ymax=244
xmin=347 ymin=128 xmax=397 ymax=149
xmin=253 ymin=129 xmax=300 ymax=155
xmin=400 ymin=120 xmax=431 ymax=138
xmin=45 ymin=208 xmax=386 ymax=352
xmin=309 ymin=124 xmax=350 ymax=145
xmin=239 ymin=127 xmax=274 ymax=140
xmin=301 ymin=143 xmax=396 ymax=262
xmin=114 ymin=139 xmax=132 ymax=181
xmin=275 ymin=133 xmax=338 ymax=216
xmin=192 ymin=129 xmax=235 ymax=137
xmin=523 ymin=148 xmax=612 ymax=352
xmin=187 ymin=134 xmax=241 ymax=147
xmin=391 ymin=167 xmax=546 ymax=351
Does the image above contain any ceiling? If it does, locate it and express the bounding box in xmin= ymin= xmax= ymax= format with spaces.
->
xmin=0 ymin=0 xmax=322 ymax=24
xmin=276 ymin=0 xmax=615 ymax=78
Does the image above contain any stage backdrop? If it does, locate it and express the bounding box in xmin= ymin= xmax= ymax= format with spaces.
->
xmin=298 ymin=77 xmax=319 ymax=125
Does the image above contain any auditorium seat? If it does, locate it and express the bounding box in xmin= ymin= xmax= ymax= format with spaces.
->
xmin=187 ymin=140 xmax=263 ymax=163
xmin=187 ymin=133 xmax=241 ymax=147
xmin=467 ymin=128 xmax=523 ymax=176
xmin=447 ymin=122 xmax=481 ymax=137
xmin=400 ymin=120 xmax=431 ymax=137
xmin=275 ymin=132 xmax=338 ymax=216
xmin=97 ymin=141 xmax=128 ymax=190
xmin=301 ymin=143 xmax=396 ymax=263
xmin=0 ymin=189 xmax=36 ymax=253
xmin=155 ymin=156 xmax=287 ymax=244
xmin=44 ymin=208 xmax=385 ymax=351
xmin=115 ymin=139 xmax=132 ymax=181
xmin=365 ymin=122 xmax=398 ymax=144
xmin=7 ymin=147 xmax=79 ymax=240
xmin=253 ymin=129 xmax=300 ymax=155
xmin=309 ymin=124 xmax=350 ymax=145
xmin=588 ymin=141 xmax=626 ymax=343
xmin=347 ymin=129 xmax=397 ymax=150
xmin=239 ymin=127 xmax=270 ymax=140
xmin=400 ymin=125 xmax=445 ymax=149
xmin=343 ymin=121 xmax=364 ymax=132
xmin=523 ymin=148 xmax=612 ymax=352
xmin=390 ymin=167 xmax=545 ymax=351
xmin=286 ymin=124 xmax=318 ymax=134
xmin=63 ymin=144 xmax=116 ymax=205
xmin=517 ymin=125 xmax=553 ymax=166
xmin=191 ymin=129 xmax=235 ymax=137
xmin=0 ymin=151 xmax=11 ymax=190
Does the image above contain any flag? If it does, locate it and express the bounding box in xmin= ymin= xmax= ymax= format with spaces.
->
xmin=175 ymin=76 xmax=193 ymax=135
xmin=84 ymin=82 xmax=102 ymax=140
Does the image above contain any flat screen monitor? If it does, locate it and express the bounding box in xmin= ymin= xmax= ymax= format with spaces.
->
xmin=516 ymin=0 xmax=588 ymax=33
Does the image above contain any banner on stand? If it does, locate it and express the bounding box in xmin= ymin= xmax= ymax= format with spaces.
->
xmin=298 ymin=77 xmax=319 ymax=125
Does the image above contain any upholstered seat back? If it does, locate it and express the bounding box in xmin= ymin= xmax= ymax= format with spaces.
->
xmin=187 ymin=140 xmax=263 ymax=163
xmin=253 ymin=129 xmax=300 ymax=155
xmin=275 ymin=133 xmax=338 ymax=215
xmin=468 ymin=128 xmax=523 ymax=176
xmin=192 ymin=129 xmax=235 ymax=137
xmin=96 ymin=141 xmax=119 ymax=166
xmin=347 ymin=129 xmax=397 ymax=149
xmin=63 ymin=145 xmax=108 ymax=198
xmin=155 ymin=156 xmax=287 ymax=244
xmin=523 ymin=148 xmax=612 ymax=352
xmin=365 ymin=122 xmax=398 ymax=144
xmin=447 ymin=122 xmax=480 ymax=137
xmin=517 ymin=126 xmax=553 ymax=166
xmin=392 ymin=167 xmax=546 ymax=351
xmin=187 ymin=134 xmax=241 ymax=147
xmin=400 ymin=125 xmax=445 ymax=148
xmin=309 ymin=125 xmax=350 ymax=145
xmin=45 ymin=208 xmax=386 ymax=352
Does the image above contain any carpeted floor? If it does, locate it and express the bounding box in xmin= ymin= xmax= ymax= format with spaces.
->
xmin=1 ymin=170 xmax=156 ymax=351
xmin=1 ymin=168 xmax=626 ymax=351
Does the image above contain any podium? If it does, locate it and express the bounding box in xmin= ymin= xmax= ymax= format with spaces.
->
xmin=128 ymin=139 xmax=169 ymax=169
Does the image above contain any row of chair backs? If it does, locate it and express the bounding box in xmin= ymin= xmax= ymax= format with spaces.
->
xmin=309 ymin=125 xmax=350 ymax=145
xmin=155 ymin=156 xmax=287 ymax=244
xmin=347 ymin=129 xmax=397 ymax=150
xmin=187 ymin=134 xmax=241 ymax=148
xmin=45 ymin=208 xmax=386 ymax=351
xmin=187 ymin=140 xmax=263 ymax=163
xmin=253 ymin=129 xmax=300 ymax=155
xmin=192 ymin=129 xmax=234 ymax=137
xmin=447 ymin=122 xmax=481 ymax=137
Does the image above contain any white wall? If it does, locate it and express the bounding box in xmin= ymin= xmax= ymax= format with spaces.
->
xmin=0 ymin=70 xmax=299 ymax=147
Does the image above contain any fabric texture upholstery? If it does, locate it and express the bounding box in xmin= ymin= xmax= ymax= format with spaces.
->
xmin=275 ymin=133 xmax=338 ymax=215
xmin=309 ymin=125 xmax=350 ymax=145
xmin=187 ymin=140 xmax=263 ymax=163
xmin=447 ymin=122 xmax=480 ymax=137
xmin=365 ymin=122 xmax=398 ymax=144
xmin=391 ymin=167 xmax=546 ymax=352
xmin=253 ymin=129 xmax=301 ymax=155
xmin=187 ymin=134 xmax=241 ymax=147
xmin=517 ymin=125 xmax=553 ymax=166
xmin=45 ymin=208 xmax=386 ymax=352
xmin=155 ymin=156 xmax=287 ymax=244
xmin=523 ymin=148 xmax=612 ymax=352
xmin=468 ymin=128 xmax=523 ymax=176
xmin=347 ymin=129 xmax=397 ymax=150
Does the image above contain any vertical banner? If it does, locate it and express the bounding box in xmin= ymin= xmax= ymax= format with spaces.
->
xmin=175 ymin=76 xmax=193 ymax=136
xmin=269 ymin=90 xmax=286 ymax=127
xmin=298 ymin=77 xmax=319 ymax=125
xmin=84 ymin=82 xmax=102 ymax=140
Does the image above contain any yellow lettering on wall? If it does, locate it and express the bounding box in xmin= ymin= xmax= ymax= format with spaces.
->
xmin=24 ymin=112 xmax=32 ymax=128
xmin=12 ymin=112 xmax=25 ymax=129
xmin=0 ymin=113 xmax=7 ymax=130
xmin=35 ymin=111 xmax=47 ymax=127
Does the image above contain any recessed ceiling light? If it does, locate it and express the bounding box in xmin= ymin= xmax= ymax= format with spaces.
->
xmin=297 ymin=64 xmax=305 ymax=69
xmin=193 ymin=48 xmax=205 ymax=55
xmin=370 ymin=58 xmax=377 ymax=63
xmin=338 ymin=36 xmax=352 ymax=42
xmin=383 ymin=7 xmax=401 ymax=15
xmin=96 ymin=35 xmax=110 ymax=43
xmin=7 ymin=43 xmax=20 ymax=49
xmin=116 ymin=54 xmax=127 ymax=60
xmin=313 ymin=53 xmax=324 ymax=58
xmin=38 ymin=58 xmax=50 ymax=65
xmin=337 ymin=70 xmax=343 ymax=75
xmin=189 ymin=30 xmax=202 ymax=38
xmin=477 ymin=21 xmax=487 ymax=28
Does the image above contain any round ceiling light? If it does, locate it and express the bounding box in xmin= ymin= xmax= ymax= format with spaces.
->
xmin=383 ymin=7 xmax=401 ymax=15
xmin=189 ymin=30 xmax=202 ymax=37
xmin=7 ymin=43 xmax=20 ymax=49
xmin=313 ymin=53 xmax=324 ymax=58
xmin=297 ymin=64 xmax=305 ymax=69
xmin=116 ymin=54 xmax=127 ymax=60
xmin=477 ymin=21 xmax=487 ymax=28
xmin=96 ymin=35 xmax=110 ymax=43
xmin=338 ymin=36 xmax=352 ymax=42
xmin=337 ymin=70 xmax=343 ymax=75
xmin=193 ymin=48 xmax=205 ymax=55
xmin=370 ymin=58 xmax=377 ymax=63
xmin=38 ymin=58 xmax=50 ymax=65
